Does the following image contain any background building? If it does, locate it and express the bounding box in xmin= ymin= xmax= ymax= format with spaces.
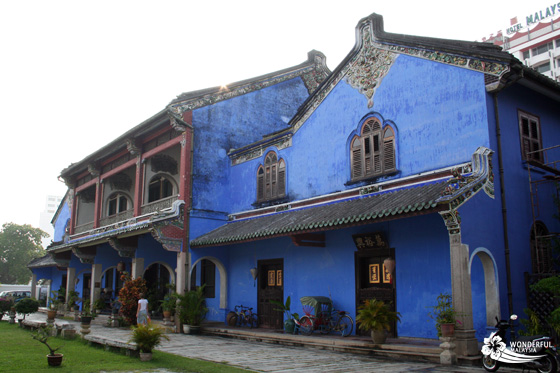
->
xmin=483 ymin=6 xmax=560 ymax=82
xmin=39 ymin=194 xmax=63 ymax=248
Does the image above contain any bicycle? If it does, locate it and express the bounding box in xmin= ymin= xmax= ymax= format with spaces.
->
xmin=296 ymin=296 xmax=354 ymax=337
xmin=227 ymin=305 xmax=259 ymax=328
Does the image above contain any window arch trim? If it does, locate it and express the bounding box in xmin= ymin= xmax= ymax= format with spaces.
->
xmin=147 ymin=174 xmax=176 ymax=203
xmin=350 ymin=116 xmax=397 ymax=181
xmin=106 ymin=192 xmax=133 ymax=217
xmin=256 ymin=151 xmax=286 ymax=203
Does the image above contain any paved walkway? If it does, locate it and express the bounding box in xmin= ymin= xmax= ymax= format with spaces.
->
xmin=22 ymin=312 xmax=519 ymax=373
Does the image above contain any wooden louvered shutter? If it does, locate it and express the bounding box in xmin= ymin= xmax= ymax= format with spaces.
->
xmin=383 ymin=127 xmax=395 ymax=171
xmin=271 ymin=164 xmax=277 ymax=198
xmin=351 ymin=137 xmax=362 ymax=179
xmin=372 ymin=133 xmax=381 ymax=174
xmin=257 ymin=167 xmax=264 ymax=201
xmin=278 ymin=160 xmax=286 ymax=197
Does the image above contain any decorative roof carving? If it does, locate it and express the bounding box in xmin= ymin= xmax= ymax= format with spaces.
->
xmin=87 ymin=163 xmax=100 ymax=177
xmin=345 ymin=24 xmax=397 ymax=108
xmin=169 ymin=51 xmax=330 ymax=115
xmin=437 ymin=146 xmax=495 ymax=234
xmin=107 ymin=237 xmax=136 ymax=258
xmin=71 ymin=246 xmax=96 ymax=264
xmin=126 ymin=138 xmax=140 ymax=156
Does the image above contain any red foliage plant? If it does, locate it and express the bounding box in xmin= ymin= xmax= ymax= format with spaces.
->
xmin=118 ymin=272 xmax=147 ymax=325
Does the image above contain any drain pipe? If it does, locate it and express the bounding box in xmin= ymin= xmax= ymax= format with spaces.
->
xmin=493 ymin=92 xmax=514 ymax=316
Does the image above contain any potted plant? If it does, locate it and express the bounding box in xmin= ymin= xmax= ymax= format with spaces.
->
xmin=160 ymin=293 xmax=177 ymax=320
xmin=129 ymin=322 xmax=169 ymax=361
xmin=81 ymin=300 xmax=94 ymax=324
xmin=14 ymin=297 xmax=39 ymax=325
xmin=356 ymin=298 xmax=401 ymax=344
xmin=67 ymin=290 xmax=80 ymax=311
xmin=428 ymin=292 xmax=459 ymax=337
xmin=32 ymin=325 xmax=63 ymax=366
xmin=178 ymin=285 xmax=207 ymax=334
xmin=271 ymin=296 xmax=299 ymax=333
xmin=93 ymin=298 xmax=106 ymax=314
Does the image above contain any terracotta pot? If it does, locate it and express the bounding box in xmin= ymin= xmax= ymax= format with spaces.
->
xmin=371 ymin=330 xmax=387 ymax=344
xmin=47 ymin=310 xmax=57 ymax=320
xmin=139 ymin=352 xmax=152 ymax=362
xmin=47 ymin=353 xmax=63 ymax=366
xmin=441 ymin=323 xmax=455 ymax=337
xmin=163 ymin=310 xmax=172 ymax=319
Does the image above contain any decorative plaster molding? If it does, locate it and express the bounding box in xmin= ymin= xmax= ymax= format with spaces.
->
xmin=87 ymin=163 xmax=100 ymax=177
xmin=437 ymin=147 xmax=495 ymax=234
xmin=151 ymin=220 xmax=184 ymax=252
xmin=230 ymin=136 xmax=292 ymax=166
xmin=385 ymin=45 xmax=509 ymax=77
xmin=107 ymin=238 xmax=136 ymax=258
xmin=345 ymin=25 xmax=397 ymax=108
xmin=169 ymin=65 xmax=324 ymax=115
xmin=126 ymin=139 xmax=140 ymax=156
xmin=71 ymin=247 xmax=96 ymax=264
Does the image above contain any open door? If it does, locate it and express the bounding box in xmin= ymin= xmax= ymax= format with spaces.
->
xmin=257 ymin=259 xmax=283 ymax=329
xmin=355 ymin=247 xmax=396 ymax=337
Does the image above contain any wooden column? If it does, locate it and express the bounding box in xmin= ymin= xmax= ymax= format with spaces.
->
xmin=69 ymin=190 xmax=77 ymax=235
xmin=134 ymin=156 xmax=143 ymax=217
xmin=93 ymin=179 xmax=102 ymax=228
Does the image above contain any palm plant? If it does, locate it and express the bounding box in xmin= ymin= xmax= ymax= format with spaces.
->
xmin=129 ymin=322 xmax=169 ymax=353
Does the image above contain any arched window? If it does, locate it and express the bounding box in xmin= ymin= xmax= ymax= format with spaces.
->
xmin=351 ymin=118 xmax=396 ymax=180
xmin=107 ymin=193 xmax=131 ymax=216
xmin=257 ymin=152 xmax=286 ymax=202
xmin=531 ymin=222 xmax=552 ymax=273
xmin=148 ymin=176 xmax=174 ymax=203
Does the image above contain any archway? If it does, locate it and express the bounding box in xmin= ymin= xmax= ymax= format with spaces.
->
xmin=143 ymin=262 xmax=175 ymax=315
xmin=189 ymin=256 xmax=227 ymax=309
xmin=469 ymin=248 xmax=500 ymax=329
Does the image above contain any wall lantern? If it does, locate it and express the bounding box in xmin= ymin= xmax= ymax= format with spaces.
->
xmin=250 ymin=267 xmax=258 ymax=287
xmin=117 ymin=261 xmax=125 ymax=272
xmin=383 ymin=257 xmax=395 ymax=275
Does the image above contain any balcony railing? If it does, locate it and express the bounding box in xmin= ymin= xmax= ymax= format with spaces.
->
xmin=99 ymin=209 xmax=134 ymax=228
xmin=74 ymin=221 xmax=94 ymax=235
xmin=141 ymin=195 xmax=178 ymax=215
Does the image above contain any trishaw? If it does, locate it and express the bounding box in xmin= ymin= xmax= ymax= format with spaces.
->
xmin=296 ymin=296 xmax=353 ymax=337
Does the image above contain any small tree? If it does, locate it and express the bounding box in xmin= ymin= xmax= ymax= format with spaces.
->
xmin=118 ymin=272 xmax=147 ymax=325
xmin=32 ymin=325 xmax=62 ymax=356
xmin=14 ymin=298 xmax=39 ymax=320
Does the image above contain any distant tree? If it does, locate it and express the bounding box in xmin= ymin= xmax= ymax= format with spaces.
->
xmin=0 ymin=223 xmax=47 ymax=284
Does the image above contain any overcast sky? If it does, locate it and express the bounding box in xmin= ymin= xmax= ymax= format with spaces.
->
xmin=0 ymin=0 xmax=551 ymax=236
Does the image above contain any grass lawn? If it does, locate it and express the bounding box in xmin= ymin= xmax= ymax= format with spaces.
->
xmin=0 ymin=321 xmax=249 ymax=373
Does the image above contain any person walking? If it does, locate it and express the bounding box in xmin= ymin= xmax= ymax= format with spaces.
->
xmin=136 ymin=293 xmax=149 ymax=325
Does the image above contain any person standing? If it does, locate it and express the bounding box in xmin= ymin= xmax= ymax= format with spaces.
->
xmin=136 ymin=293 xmax=149 ymax=325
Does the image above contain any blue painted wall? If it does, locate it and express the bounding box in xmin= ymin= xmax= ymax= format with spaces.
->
xmin=191 ymin=211 xmax=453 ymax=339
xmin=191 ymin=78 xmax=310 ymax=213
xmin=227 ymin=55 xmax=490 ymax=214
xmin=53 ymin=200 xmax=70 ymax=242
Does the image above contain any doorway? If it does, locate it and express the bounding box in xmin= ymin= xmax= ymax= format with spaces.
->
xmin=355 ymin=247 xmax=396 ymax=336
xmin=257 ymin=259 xmax=283 ymax=329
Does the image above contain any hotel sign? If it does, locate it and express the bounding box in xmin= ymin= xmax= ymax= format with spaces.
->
xmin=506 ymin=3 xmax=560 ymax=35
